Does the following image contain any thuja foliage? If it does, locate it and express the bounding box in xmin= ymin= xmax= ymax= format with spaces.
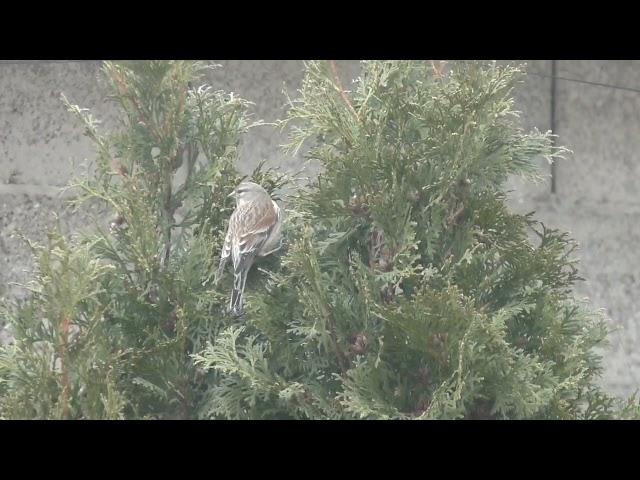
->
xmin=194 ymin=60 xmax=640 ymax=419
xmin=0 ymin=61 xmax=287 ymax=419
xmin=2 ymin=60 xmax=639 ymax=420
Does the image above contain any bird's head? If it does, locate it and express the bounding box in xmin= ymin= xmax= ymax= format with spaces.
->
xmin=228 ymin=181 xmax=269 ymax=206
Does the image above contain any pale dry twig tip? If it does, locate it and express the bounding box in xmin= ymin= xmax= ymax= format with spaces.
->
xmin=328 ymin=60 xmax=359 ymax=121
xmin=431 ymin=60 xmax=447 ymax=79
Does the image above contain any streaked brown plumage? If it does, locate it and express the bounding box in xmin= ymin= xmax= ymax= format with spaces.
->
xmin=215 ymin=181 xmax=282 ymax=316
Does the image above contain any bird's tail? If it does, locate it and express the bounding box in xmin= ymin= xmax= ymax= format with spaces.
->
xmin=229 ymin=264 xmax=251 ymax=316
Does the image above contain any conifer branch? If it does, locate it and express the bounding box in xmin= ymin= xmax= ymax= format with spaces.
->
xmin=110 ymin=68 xmax=164 ymax=143
xmin=328 ymin=60 xmax=359 ymax=121
xmin=328 ymin=318 xmax=349 ymax=374
xmin=58 ymin=316 xmax=71 ymax=419
xmin=431 ymin=60 xmax=447 ymax=78
xmin=2 ymin=60 xmax=633 ymax=421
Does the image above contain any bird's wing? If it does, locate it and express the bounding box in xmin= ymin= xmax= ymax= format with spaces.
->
xmin=220 ymin=223 xmax=233 ymax=260
xmin=230 ymin=198 xmax=278 ymax=268
xmin=257 ymin=201 xmax=282 ymax=257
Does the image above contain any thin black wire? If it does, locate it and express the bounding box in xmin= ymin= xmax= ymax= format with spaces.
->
xmin=529 ymin=71 xmax=640 ymax=95
xmin=530 ymin=67 xmax=640 ymax=195
xmin=3 ymin=61 xmax=640 ymax=94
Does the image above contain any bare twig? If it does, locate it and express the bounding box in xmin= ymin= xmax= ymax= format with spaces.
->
xmin=111 ymin=69 xmax=164 ymax=143
xmin=431 ymin=60 xmax=447 ymax=79
xmin=329 ymin=60 xmax=359 ymax=121
xmin=447 ymin=204 xmax=466 ymax=228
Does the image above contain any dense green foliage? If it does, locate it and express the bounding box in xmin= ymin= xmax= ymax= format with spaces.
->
xmin=1 ymin=60 xmax=637 ymax=419
xmin=0 ymin=61 xmax=284 ymax=418
xmin=194 ymin=61 xmax=638 ymax=419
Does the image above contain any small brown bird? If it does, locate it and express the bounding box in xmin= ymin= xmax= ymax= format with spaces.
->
xmin=215 ymin=181 xmax=282 ymax=316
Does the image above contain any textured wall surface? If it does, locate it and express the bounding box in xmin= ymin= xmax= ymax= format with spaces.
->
xmin=1 ymin=60 xmax=639 ymax=398
xmin=506 ymin=60 xmax=640 ymax=397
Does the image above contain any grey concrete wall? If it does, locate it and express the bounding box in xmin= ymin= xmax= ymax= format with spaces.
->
xmin=506 ymin=60 xmax=640 ymax=398
xmin=1 ymin=60 xmax=639 ymax=399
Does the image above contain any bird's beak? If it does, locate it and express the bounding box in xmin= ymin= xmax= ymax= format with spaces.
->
xmin=227 ymin=190 xmax=236 ymax=198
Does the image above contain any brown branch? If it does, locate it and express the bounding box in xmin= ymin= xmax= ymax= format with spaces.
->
xmin=447 ymin=204 xmax=466 ymax=228
xmin=162 ymin=188 xmax=173 ymax=269
xmin=111 ymin=69 xmax=164 ymax=143
xmin=160 ymin=143 xmax=187 ymax=270
xmin=304 ymin=245 xmax=349 ymax=373
xmin=329 ymin=60 xmax=359 ymax=121
xmin=58 ymin=316 xmax=71 ymax=419
xmin=431 ymin=60 xmax=447 ymax=79
xmin=328 ymin=318 xmax=349 ymax=374
xmin=169 ymin=72 xmax=187 ymax=139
